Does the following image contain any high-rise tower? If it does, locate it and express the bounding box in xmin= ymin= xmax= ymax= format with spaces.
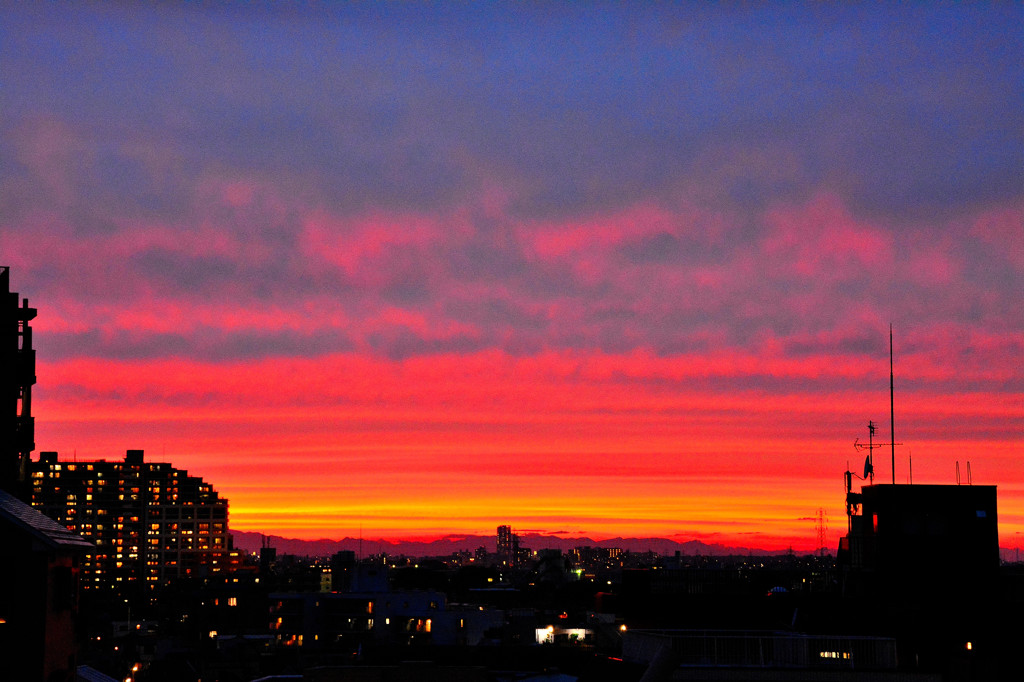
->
xmin=0 ymin=267 xmax=37 ymax=500
xmin=496 ymin=524 xmax=519 ymax=567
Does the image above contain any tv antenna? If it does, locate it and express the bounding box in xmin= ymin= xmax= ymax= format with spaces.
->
xmin=853 ymin=420 xmax=902 ymax=483
xmin=889 ymin=324 xmax=896 ymax=484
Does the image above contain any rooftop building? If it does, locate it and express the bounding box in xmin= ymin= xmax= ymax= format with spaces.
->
xmin=839 ymin=478 xmax=1002 ymax=675
xmin=841 ymin=483 xmax=998 ymax=575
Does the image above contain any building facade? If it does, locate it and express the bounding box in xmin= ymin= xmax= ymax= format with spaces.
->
xmin=840 ymin=482 xmax=999 ymax=586
xmin=496 ymin=525 xmax=519 ymax=567
xmin=0 ymin=266 xmax=37 ymax=501
xmin=30 ymin=449 xmax=233 ymax=598
xmin=838 ymin=481 xmax=1001 ymax=674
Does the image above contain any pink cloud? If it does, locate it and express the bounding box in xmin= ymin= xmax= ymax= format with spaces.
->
xmin=524 ymin=204 xmax=673 ymax=259
xmin=970 ymin=202 xmax=1024 ymax=269
xmin=300 ymin=209 xmax=450 ymax=279
xmin=762 ymin=193 xmax=894 ymax=280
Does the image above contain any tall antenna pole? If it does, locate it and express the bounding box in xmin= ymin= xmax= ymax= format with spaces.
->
xmin=889 ymin=324 xmax=896 ymax=485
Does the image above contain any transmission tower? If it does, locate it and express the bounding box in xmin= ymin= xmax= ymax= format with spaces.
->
xmin=816 ymin=507 xmax=828 ymax=557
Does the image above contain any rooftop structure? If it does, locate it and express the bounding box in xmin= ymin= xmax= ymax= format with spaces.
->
xmin=839 ymin=473 xmax=1001 ymax=674
xmin=841 ymin=482 xmax=999 ymax=577
xmin=623 ymin=629 xmax=898 ymax=673
xmin=0 ymin=487 xmax=94 ymax=553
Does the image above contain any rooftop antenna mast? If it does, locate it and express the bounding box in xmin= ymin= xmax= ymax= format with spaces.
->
xmin=889 ymin=324 xmax=896 ymax=484
xmin=853 ymin=421 xmax=879 ymax=483
xmin=854 ymin=421 xmax=901 ymax=481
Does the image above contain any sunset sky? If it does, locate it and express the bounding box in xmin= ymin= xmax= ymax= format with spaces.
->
xmin=2 ymin=3 xmax=1022 ymax=551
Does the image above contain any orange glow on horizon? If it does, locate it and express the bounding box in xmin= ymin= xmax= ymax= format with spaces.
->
xmin=32 ymin=349 xmax=1024 ymax=553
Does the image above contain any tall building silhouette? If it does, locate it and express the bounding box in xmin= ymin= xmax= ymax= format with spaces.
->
xmin=497 ymin=524 xmax=519 ymax=567
xmin=31 ymin=449 xmax=233 ymax=599
xmin=0 ymin=266 xmax=37 ymax=501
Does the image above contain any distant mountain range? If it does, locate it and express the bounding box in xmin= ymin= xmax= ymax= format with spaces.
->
xmin=231 ymin=530 xmax=1024 ymax=564
xmin=229 ymin=530 xmax=799 ymax=558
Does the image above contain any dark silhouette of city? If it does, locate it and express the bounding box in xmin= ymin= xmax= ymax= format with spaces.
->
xmin=2 ymin=268 xmax=1021 ymax=682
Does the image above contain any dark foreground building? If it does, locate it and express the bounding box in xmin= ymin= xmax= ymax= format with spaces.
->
xmin=0 ymin=266 xmax=37 ymax=501
xmin=840 ymin=481 xmax=1003 ymax=679
xmin=0 ymin=489 xmax=93 ymax=682
xmin=841 ymin=483 xmax=999 ymax=591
